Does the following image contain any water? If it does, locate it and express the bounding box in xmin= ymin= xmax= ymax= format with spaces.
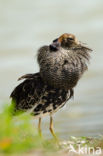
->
xmin=0 ymin=0 xmax=103 ymax=139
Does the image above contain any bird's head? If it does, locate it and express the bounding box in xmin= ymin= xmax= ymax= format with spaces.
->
xmin=49 ymin=33 xmax=92 ymax=52
xmin=49 ymin=33 xmax=79 ymax=51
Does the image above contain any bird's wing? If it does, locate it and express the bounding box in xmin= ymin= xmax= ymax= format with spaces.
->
xmin=10 ymin=73 xmax=45 ymax=112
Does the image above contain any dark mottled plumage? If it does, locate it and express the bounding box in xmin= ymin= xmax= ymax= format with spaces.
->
xmin=10 ymin=33 xmax=92 ymax=139
xmin=10 ymin=73 xmax=73 ymax=117
xmin=38 ymin=33 xmax=92 ymax=89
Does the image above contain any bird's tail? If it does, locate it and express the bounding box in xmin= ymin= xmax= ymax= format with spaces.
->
xmin=18 ymin=73 xmax=39 ymax=81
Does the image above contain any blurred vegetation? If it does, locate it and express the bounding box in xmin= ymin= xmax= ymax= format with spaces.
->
xmin=0 ymin=104 xmax=57 ymax=154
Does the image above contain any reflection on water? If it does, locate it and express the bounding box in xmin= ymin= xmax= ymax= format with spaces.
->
xmin=0 ymin=0 xmax=103 ymax=138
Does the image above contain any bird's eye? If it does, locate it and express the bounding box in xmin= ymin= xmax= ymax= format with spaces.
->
xmin=67 ymin=37 xmax=74 ymax=41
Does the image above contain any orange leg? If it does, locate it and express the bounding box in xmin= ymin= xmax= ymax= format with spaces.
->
xmin=38 ymin=117 xmax=42 ymax=137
